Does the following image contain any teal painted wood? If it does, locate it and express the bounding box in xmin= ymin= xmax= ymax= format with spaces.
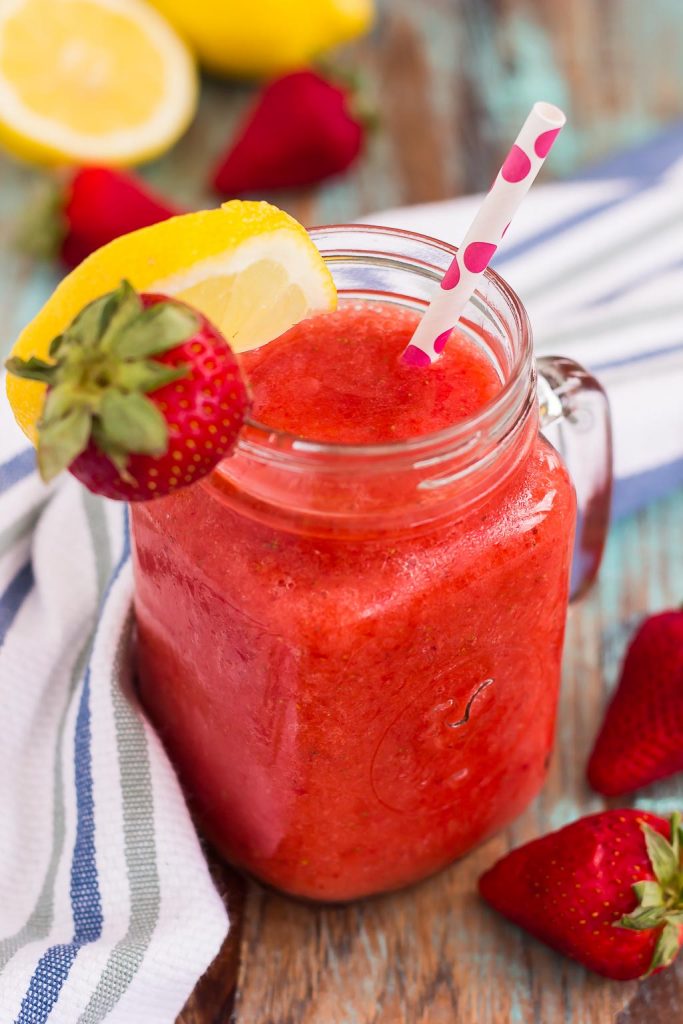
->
xmin=367 ymin=0 xmax=683 ymax=188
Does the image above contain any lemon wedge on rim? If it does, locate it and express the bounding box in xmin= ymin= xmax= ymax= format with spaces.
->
xmin=0 ymin=0 xmax=197 ymax=165
xmin=7 ymin=200 xmax=337 ymax=441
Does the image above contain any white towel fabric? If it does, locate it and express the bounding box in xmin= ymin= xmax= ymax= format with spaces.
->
xmin=361 ymin=154 xmax=683 ymax=518
xmin=0 ymin=391 xmax=228 ymax=1023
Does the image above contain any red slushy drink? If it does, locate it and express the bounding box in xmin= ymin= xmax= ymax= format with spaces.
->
xmin=133 ymin=293 xmax=575 ymax=901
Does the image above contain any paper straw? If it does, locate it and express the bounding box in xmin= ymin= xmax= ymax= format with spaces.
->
xmin=402 ymin=101 xmax=566 ymax=367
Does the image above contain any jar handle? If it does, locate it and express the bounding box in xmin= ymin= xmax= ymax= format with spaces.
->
xmin=536 ymin=356 xmax=613 ymax=602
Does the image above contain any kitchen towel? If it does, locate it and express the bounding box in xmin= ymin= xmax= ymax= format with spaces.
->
xmin=0 ymin=393 xmax=228 ymax=1023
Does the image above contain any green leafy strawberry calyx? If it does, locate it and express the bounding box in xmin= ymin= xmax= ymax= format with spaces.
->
xmin=4 ymin=280 xmax=198 ymax=483
xmin=616 ymin=812 xmax=683 ymax=975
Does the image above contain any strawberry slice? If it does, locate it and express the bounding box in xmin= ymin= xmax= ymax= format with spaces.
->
xmin=479 ymin=810 xmax=683 ymax=981
xmin=5 ymin=281 xmax=249 ymax=501
xmin=588 ymin=610 xmax=683 ymax=796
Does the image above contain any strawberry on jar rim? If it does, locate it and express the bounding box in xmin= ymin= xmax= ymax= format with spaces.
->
xmin=4 ymin=280 xmax=250 ymax=501
xmin=479 ymin=809 xmax=683 ymax=981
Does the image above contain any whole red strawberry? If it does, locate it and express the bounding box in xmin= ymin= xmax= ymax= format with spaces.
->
xmin=212 ymin=70 xmax=365 ymax=195
xmin=588 ymin=610 xmax=683 ymax=796
xmin=21 ymin=168 xmax=182 ymax=269
xmin=5 ymin=281 xmax=249 ymax=501
xmin=479 ymin=810 xmax=683 ymax=980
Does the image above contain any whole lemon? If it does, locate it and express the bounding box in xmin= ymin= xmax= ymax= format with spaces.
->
xmin=149 ymin=0 xmax=375 ymax=77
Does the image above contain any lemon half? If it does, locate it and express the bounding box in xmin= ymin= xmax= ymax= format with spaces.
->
xmin=7 ymin=200 xmax=337 ymax=441
xmin=149 ymin=0 xmax=374 ymax=77
xmin=0 ymin=0 xmax=197 ymax=165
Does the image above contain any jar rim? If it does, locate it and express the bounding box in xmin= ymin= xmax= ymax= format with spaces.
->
xmin=218 ymin=222 xmax=534 ymax=471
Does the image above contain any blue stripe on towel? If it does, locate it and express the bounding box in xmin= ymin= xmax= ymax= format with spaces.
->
xmin=13 ymin=527 xmax=131 ymax=1024
xmin=0 ymin=449 xmax=35 ymax=495
xmin=13 ymin=670 xmax=102 ymax=1024
xmin=0 ymin=562 xmax=33 ymax=648
xmin=613 ymin=457 xmax=683 ymax=522
xmin=574 ymin=120 xmax=683 ymax=182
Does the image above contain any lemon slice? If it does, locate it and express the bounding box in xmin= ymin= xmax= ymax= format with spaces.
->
xmin=0 ymin=0 xmax=197 ymax=165
xmin=7 ymin=200 xmax=337 ymax=441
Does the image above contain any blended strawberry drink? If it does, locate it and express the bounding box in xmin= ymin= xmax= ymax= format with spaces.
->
xmin=129 ymin=225 xmax=607 ymax=902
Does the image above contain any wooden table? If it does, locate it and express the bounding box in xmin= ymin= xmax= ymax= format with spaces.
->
xmin=2 ymin=2 xmax=683 ymax=1021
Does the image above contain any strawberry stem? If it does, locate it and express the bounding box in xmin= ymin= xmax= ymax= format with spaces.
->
xmin=4 ymin=280 xmax=197 ymax=481
xmin=615 ymin=813 xmax=683 ymax=976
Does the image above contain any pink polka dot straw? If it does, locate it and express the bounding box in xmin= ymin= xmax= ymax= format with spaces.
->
xmin=402 ymin=101 xmax=566 ymax=367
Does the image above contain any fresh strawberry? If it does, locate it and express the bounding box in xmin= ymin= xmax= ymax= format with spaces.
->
xmin=5 ymin=281 xmax=249 ymax=501
xmin=212 ymin=70 xmax=365 ymax=195
xmin=20 ymin=167 xmax=182 ymax=269
xmin=588 ymin=610 xmax=683 ymax=796
xmin=479 ymin=810 xmax=683 ymax=981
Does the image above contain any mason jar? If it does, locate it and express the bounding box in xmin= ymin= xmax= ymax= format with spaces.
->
xmin=132 ymin=225 xmax=612 ymax=902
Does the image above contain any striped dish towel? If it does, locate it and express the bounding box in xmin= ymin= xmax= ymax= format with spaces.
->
xmin=362 ymin=123 xmax=683 ymax=519
xmin=0 ymin=396 xmax=228 ymax=1021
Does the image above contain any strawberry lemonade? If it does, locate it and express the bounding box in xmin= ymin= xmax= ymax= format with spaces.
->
xmin=131 ymin=227 xmax=577 ymax=901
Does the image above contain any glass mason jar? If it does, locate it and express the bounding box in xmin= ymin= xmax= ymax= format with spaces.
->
xmin=131 ymin=226 xmax=612 ymax=902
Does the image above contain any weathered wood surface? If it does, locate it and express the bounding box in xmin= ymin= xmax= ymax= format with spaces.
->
xmin=0 ymin=1 xmax=681 ymax=1021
